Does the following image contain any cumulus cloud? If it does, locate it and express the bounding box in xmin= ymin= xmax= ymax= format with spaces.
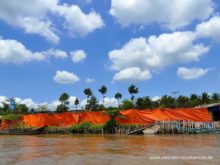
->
xmin=0 ymin=38 xmax=70 ymax=64
xmin=0 ymin=38 xmax=45 ymax=64
xmin=71 ymin=50 xmax=87 ymax=63
xmin=113 ymin=67 xmax=152 ymax=82
xmin=196 ymin=16 xmax=220 ymax=42
xmin=177 ymin=67 xmax=209 ymax=80
xmin=53 ymin=70 xmax=80 ymax=84
xmin=0 ymin=0 xmax=104 ymax=43
xmin=108 ymin=31 xmax=209 ymax=82
xmin=56 ymin=5 xmax=104 ymax=37
xmin=151 ymin=96 xmax=161 ymax=102
xmin=99 ymin=97 xmax=118 ymax=108
xmin=86 ymin=78 xmax=95 ymax=83
xmin=43 ymin=48 xmax=68 ymax=59
xmin=109 ymin=0 xmax=214 ymax=30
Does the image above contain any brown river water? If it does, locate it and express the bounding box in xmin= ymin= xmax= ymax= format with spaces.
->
xmin=0 ymin=134 xmax=219 ymax=165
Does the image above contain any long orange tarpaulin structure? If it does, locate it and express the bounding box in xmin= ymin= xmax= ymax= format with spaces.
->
xmin=22 ymin=108 xmax=211 ymax=127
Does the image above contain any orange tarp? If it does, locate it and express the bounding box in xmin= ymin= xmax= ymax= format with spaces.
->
xmin=22 ymin=108 xmax=211 ymax=127
xmin=117 ymin=108 xmax=211 ymax=124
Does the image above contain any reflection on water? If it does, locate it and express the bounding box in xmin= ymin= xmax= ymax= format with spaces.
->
xmin=0 ymin=134 xmax=219 ymax=165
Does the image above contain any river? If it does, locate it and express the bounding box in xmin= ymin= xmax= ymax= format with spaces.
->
xmin=0 ymin=134 xmax=219 ymax=165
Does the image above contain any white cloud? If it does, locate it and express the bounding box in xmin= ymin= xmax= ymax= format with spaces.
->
xmin=109 ymin=31 xmax=209 ymax=82
xmin=43 ymin=48 xmax=68 ymax=59
xmin=99 ymin=97 xmax=118 ymax=108
xmin=15 ymin=98 xmax=38 ymax=109
xmin=151 ymin=96 xmax=161 ymax=102
xmin=177 ymin=67 xmax=209 ymax=80
xmin=0 ymin=0 xmax=104 ymax=43
xmin=113 ymin=67 xmax=152 ymax=82
xmin=196 ymin=16 xmax=220 ymax=42
xmin=86 ymin=78 xmax=95 ymax=83
xmin=110 ymin=0 xmax=214 ymax=30
xmin=71 ymin=50 xmax=87 ymax=63
xmin=0 ymin=38 xmax=45 ymax=64
xmin=53 ymin=70 xmax=80 ymax=84
xmin=56 ymin=4 xmax=104 ymax=36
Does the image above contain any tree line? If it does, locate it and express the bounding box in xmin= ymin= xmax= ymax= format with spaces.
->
xmin=0 ymin=84 xmax=219 ymax=114
xmin=55 ymin=84 xmax=220 ymax=112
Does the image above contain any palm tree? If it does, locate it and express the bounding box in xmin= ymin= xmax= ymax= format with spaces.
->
xmin=59 ymin=93 xmax=70 ymax=106
xmin=128 ymin=84 xmax=139 ymax=105
xmin=57 ymin=92 xmax=70 ymax=112
xmin=114 ymin=92 xmax=122 ymax=108
xmin=74 ymin=98 xmax=79 ymax=111
xmin=98 ymin=85 xmax=107 ymax=105
xmin=83 ymin=88 xmax=93 ymax=109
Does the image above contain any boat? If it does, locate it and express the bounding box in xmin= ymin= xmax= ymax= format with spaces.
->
xmin=143 ymin=125 xmax=160 ymax=134
xmin=126 ymin=128 xmax=145 ymax=135
xmin=0 ymin=126 xmax=46 ymax=135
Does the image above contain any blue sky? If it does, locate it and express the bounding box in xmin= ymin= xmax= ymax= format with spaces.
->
xmin=0 ymin=0 xmax=220 ymax=109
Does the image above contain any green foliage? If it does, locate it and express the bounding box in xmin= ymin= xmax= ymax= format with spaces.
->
xmin=56 ymin=104 xmax=69 ymax=113
xmin=71 ymin=122 xmax=104 ymax=134
xmin=104 ymin=119 xmax=118 ymax=133
xmin=59 ymin=93 xmax=70 ymax=105
xmin=136 ymin=97 xmax=152 ymax=109
xmin=121 ymin=99 xmax=133 ymax=109
xmin=2 ymin=114 xmax=22 ymax=121
xmin=83 ymin=88 xmax=93 ymax=98
xmin=87 ymin=95 xmax=99 ymax=111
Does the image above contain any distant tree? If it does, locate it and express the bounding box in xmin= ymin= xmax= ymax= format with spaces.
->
xmin=57 ymin=93 xmax=70 ymax=113
xmin=190 ymin=94 xmax=201 ymax=107
xmin=56 ymin=104 xmax=68 ymax=113
xmin=83 ymin=88 xmax=93 ymax=109
xmin=201 ymin=92 xmax=210 ymax=104
xmin=98 ymin=85 xmax=107 ymax=105
xmin=74 ymin=98 xmax=80 ymax=110
xmin=128 ymin=84 xmax=139 ymax=105
xmin=136 ymin=97 xmax=152 ymax=109
xmin=121 ymin=99 xmax=133 ymax=110
xmin=114 ymin=92 xmax=122 ymax=108
xmin=11 ymin=104 xmax=29 ymax=114
xmin=211 ymin=93 xmax=220 ymax=103
xmin=177 ymin=96 xmax=190 ymax=108
xmin=87 ymin=95 xmax=99 ymax=111
xmin=159 ymin=95 xmax=176 ymax=108
xmin=59 ymin=93 xmax=70 ymax=106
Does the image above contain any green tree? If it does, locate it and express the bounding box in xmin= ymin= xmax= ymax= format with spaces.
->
xmin=136 ymin=97 xmax=153 ymax=109
xmin=121 ymin=99 xmax=133 ymax=110
xmin=98 ymin=85 xmax=107 ymax=105
xmin=201 ymin=92 xmax=210 ymax=104
xmin=59 ymin=93 xmax=70 ymax=106
xmin=57 ymin=92 xmax=70 ymax=113
xmin=211 ymin=93 xmax=220 ymax=103
xmin=87 ymin=95 xmax=99 ymax=111
xmin=177 ymin=96 xmax=190 ymax=108
xmin=159 ymin=95 xmax=176 ymax=108
xmin=128 ymin=84 xmax=139 ymax=105
xmin=74 ymin=98 xmax=80 ymax=110
xmin=190 ymin=94 xmax=201 ymax=107
xmin=14 ymin=104 xmax=29 ymax=114
xmin=114 ymin=92 xmax=122 ymax=108
xmin=83 ymin=88 xmax=93 ymax=109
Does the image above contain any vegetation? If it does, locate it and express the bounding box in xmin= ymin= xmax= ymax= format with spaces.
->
xmin=71 ymin=122 xmax=104 ymax=134
xmin=2 ymin=114 xmax=22 ymax=121
xmin=56 ymin=93 xmax=70 ymax=113
xmin=74 ymin=98 xmax=80 ymax=110
xmin=128 ymin=84 xmax=139 ymax=105
xmin=115 ymin=92 xmax=122 ymax=108
xmin=98 ymin=85 xmax=107 ymax=105
xmin=83 ymin=88 xmax=93 ymax=109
